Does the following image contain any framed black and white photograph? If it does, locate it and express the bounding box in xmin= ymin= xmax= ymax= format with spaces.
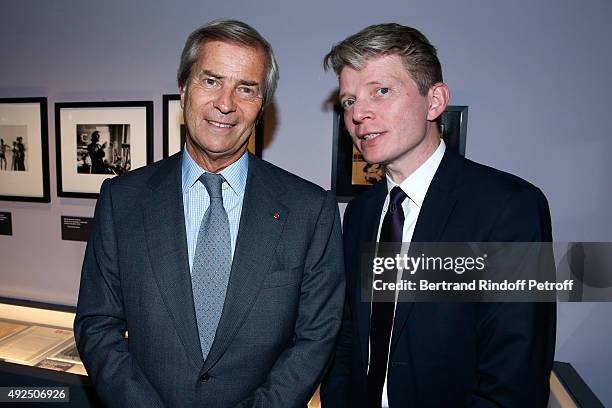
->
xmin=55 ymin=101 xmax=153 ymax=198
xmin=331 ymin=105 xmax=468 ymax=202
xmin=163 ymin=94 xmax=263 ymax=158
xmin=0 ymin=97 xmax=50 ymax=202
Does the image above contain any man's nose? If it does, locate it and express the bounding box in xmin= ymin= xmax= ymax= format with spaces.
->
xmin=213 ymin=87 xmax=237 ymax=114
xmin=351 ymin=99 xmax=374 ymax=123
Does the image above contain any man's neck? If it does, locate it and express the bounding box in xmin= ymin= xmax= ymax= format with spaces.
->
xmin=186 ymin=142 xmax=247 ymax=174
xmin=385 ymin=133 xmax=441 ymax=184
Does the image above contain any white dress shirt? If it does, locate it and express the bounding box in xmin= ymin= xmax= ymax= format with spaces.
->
xmin=181 ymin=148 xmax=248 ymax=273
xmin=371 ymin=140 xmax=446 ymax=407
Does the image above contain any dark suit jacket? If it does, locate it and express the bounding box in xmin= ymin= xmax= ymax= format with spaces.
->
xmin=321 ymin=150 xmax=556 ymax=407
xmin=74 ymin=152 xmax=345 ymax=407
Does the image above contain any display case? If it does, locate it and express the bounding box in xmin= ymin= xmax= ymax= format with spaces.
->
xmin=0 ymin=298 xmax=102 ymax=406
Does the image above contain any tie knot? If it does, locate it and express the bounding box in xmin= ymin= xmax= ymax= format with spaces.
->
xmin=389 ymin=186 xmax=407 ymax=211
xmin=199 ymin=172 xmax=224 ymax=199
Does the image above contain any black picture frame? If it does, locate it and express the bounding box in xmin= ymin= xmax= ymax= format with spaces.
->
xmin=331 ymin=105 xmax=468 ymax=202
xmin=162 ymin=94 xmax=264 ymax=158
xmin=55 ymin=101 xmax=153 ymax=199
xmin=441 ymin=105 xmax=468 ymax=157
xmin=0 ymin=97 xmax=50 ymax=203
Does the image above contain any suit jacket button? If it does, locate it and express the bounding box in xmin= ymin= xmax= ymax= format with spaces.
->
xmin=199 ymin=373 xmax=210 ymax=382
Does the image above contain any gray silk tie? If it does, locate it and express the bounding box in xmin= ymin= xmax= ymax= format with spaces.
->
xmin=192 ymin=172 xmax=232 ymax=360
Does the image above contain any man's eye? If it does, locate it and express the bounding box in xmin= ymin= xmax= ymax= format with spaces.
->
xmin=376 ymin=87 xmax=389 ymax=96
xmin=236 ymin=86 xmax=261 ymax=100
xmin=341 ymin=99 xmax=355 ymax=109
xmin=204 ymin=78 xmax=218 ymax=87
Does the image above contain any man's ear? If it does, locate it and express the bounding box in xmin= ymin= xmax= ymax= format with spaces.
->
xmin=427 ymin=82 xmax=450 ymax=122
xmin=179 ymin=85 xmax=186 ymax=110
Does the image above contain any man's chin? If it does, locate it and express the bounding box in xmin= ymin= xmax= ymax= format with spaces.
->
xmin=360 ymin=153 xmax=385 ymax=166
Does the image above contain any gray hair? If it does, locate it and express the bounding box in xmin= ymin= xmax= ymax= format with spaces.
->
xmin=323 ymin=23 xmax=442 ymax=95
xmin=177 ymin=19 xmax=279 ymax=107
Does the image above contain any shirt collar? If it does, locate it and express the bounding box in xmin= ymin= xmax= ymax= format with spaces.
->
xmin=386 ymin=139 xmax=446 ymax=208
xmin=181 ymin=147 xmax=249 ymax=196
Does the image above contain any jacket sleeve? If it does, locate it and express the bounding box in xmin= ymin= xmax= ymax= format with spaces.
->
xmin=320 ymin=199 xmax=357 ymax=408
xmin=74 ymin=179 xmax=165 ymax=407
xmin=467 ymin=187 xmax=556 ymax=407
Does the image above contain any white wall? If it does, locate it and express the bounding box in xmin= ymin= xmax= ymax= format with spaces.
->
xmin=1 ymin=0 xmax=610 ymax=403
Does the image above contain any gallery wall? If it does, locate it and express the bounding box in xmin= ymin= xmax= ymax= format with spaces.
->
xmin=1 ymin=0 xmax=611 ymax=404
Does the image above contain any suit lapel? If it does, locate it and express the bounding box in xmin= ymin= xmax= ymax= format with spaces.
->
xmin=391 ymin=150 xmax=464 ymax=351
xmin=411 ymin=150 xmax=463 ymax=243
xmin=142 ymin=153 xmax=204 ymax=370
xmin=355 ymin=181 xmax=387 ymax=370
xmin=202 ymin=155 xmax=287 ymax=372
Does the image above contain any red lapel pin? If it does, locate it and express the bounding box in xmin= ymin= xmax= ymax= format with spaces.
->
xmin=273 ymin=212 xmax=280 ymax=220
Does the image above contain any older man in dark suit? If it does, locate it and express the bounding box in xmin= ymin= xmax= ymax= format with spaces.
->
xmin=75 ymin=20 xmax=344 ymax=407
xmin=321 ymin=23 xmax=555 ymax=407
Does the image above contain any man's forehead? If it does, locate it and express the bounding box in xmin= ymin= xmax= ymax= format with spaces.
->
xmin=196 ymin=39 xmax=264 ymax=60
xmin=193 ymin=40 xmax=265 ymax=75
xmin=341 ymin=54 xmax=404 ymax=75
xmin=185 ymin=43 xmax=264 ymax=88
xmin=339 ymin=55 xmax=410 ymax=89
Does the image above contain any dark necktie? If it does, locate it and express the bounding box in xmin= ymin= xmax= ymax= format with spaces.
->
xmin=191 ymin=173 xmax=232 ymax=360
xmin=367 ymin=186 xmax=408 ymax=408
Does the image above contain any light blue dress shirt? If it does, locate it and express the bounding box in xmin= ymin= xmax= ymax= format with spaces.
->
xmin=181 ymin=148 xmax=248 ymax=273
